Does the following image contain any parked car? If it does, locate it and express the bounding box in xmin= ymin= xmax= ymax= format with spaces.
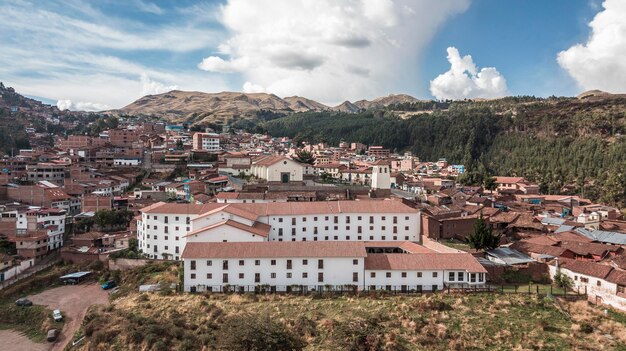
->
xmin=52 ymin=309 xmax=63 ymax=322
xmin=15 ymin=298 xmax=33 ymax=307
xmin=47 ymin=329 xmax=58 ymax=342
xmin=101 ymin=281 xmax=116 ymax=290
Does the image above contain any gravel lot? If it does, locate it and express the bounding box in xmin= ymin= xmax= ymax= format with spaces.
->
xmin=0 ymin=283 xmax=109 ymax=351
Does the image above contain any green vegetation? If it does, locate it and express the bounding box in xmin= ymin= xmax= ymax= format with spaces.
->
xmin=466 ymin=214 xmax=501 ymax=251
xmin=259 ymin=97 xmax=626 ymax=206
xmin=94 ymin=209 xmax=134 ymax=232
xmin=553 ymin=271 xmax=574 ymax=290
xmin=0 ymin=110 xmax=30 ymax=155
xmin=294 ymin=149 xmax=316 ymax=165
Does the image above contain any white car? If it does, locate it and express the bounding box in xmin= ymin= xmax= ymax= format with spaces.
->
xmin=52 ymin=309 xmax=63 ymax=322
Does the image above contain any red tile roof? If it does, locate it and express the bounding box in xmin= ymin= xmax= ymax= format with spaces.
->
xmin=552 ymin=258 xmax=613 ymax=279
xmin=364 ymin=253 xmax=487 ymax=273
xmin=182 ymin=241 xmax=367 ymax=259
xmin=184 ymin=219 xmax=270 ymax=238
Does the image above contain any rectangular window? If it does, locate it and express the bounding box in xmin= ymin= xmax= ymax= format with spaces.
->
xmin=386 ymin=272 xmax=391 ymax=278
xmin=370 ymin=272 xmax=376 ymax=278
xmin=449 ymin=272 xmax=455 ymax=281
xmin=353 ymin=272 xmax=358 ymax=282
xmin=271 ymin=273 xmax=276 ymax=279
xmin=417 ymin=272 xmax=422 ymax=278
xmin=302 ymin=272 xmax=308 ymax=278
xmin=292 ymin=218 xmax=296 ymax=225
xmin=255 ymin=260 xmax=260 ymax=266
xmin=314 ymin=227 xmax=318 ymax=234
xmin=287 ymin=260 xmax=292 ymax=269
xmin=358 ymin=216 xmax=362 ymax=221
xmin=164 ymin=227 xmax=169 ymax=233
xmin=353 ymin=259 xmax=358 ymax=265
xmin=190 ymin=260 xmax=196 ymax=270
xmin=287 ymin=272 xmax=292 ymax=278
xmin=458 ymin=272 xmax=463 ymax=281
xmin=318 ymin=259 xmax=324 ymax=269
xmin=433 ymin=272 xmax=438 ymax=278
xmin=190 ymin=273 xmax=196 ymax=279
xmin=303 ymin=259 xmax=308 ymax=265
xmin=239 ymin=273 xmax=244 ymax=279
xmin=334 ymin=216 xmax=338 ymax=224
xmin=239 ymin=260 xmax=244 ymax=266
xmin=358 ymin=226 xmax=362 ymax=233
xmin=318 ymin=272 xmax=324 ymax=282
xmin=278 ymin=228 xmax=283 ymax=236
xmin=207 ymin=260 xmax=212 ymax=266
xmin=223 ymin=260 xmax=229 ymax=270
xmin=369 ymin=216 xmax=374 ymax=224
xmin=581 ymin=277 xmax=589 ymax=283
xmin=393 ymin=216 xmax=397 ymax=224
xmin=206 ymin=273 xmax=212 ymax=279
xmin=393 ymin=226 xmax=397 ymax=234
xmin=382 ymin=216 xmax=386 ymax=221
xmin=302 ymin=217 xmax=306 ymax=222
xmin=279 ymin=218 xmax=283 ymax=223
xmin=271 ymin=260 xmax=276 ymax=265
xmin=314 ymin=216 xmax=318 ymax=221
xmin=292 ymin=228 xmax=296 ymax=235
xmin=255 ymin=273 xmax=260 ymax=283
xmin=346 ymin=217 xmax=350 ymax=224
xmin=402 ymin=272 xmax=407 ymax=278
xmin=223 ymin=273 xmax=228 ymax=283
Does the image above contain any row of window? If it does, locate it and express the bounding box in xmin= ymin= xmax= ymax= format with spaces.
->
xmin=279 ymin=215 xmax=411 ymax=225
xmin=273 ymin=235 xmax=411 ymax=241
xmin=146 ymin=215 xmax=191 ymax=224
xmin=190 ymin=271 xmax=351 ymax=283
xmin=145 ymin=225 xmax=190 ymax=232
xmin=278 ymin=225 xmax=409 ymax=235
xmin=190 ymin=259 xmax=336 ymax=270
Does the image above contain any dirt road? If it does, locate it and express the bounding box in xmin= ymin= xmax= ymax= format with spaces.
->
xmin=16 ymin=283 xmax=109 ymax=351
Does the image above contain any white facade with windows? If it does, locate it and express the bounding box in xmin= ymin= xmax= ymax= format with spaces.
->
xmin=182 ymin=241 xmax=487 ymax=292
xmin=138 ymin=200 xmax=421 ymax=260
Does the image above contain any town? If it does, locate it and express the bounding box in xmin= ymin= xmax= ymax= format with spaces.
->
xmin=0 ymin=111 xmax=624 ymax=316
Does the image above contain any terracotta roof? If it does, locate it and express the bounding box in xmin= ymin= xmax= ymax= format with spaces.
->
xmin=182 ymin=241 xmax=367 ymax=259
xmin=558 ymin=241 xmax=621 ymax=257
xmin=489 ymin=211 xmax=519 ymax=224
xmin=141 ymin=202 xmax=226 ymax=215
xmin=495 ymin=177 xmax=525 ymax=184
xmin=510 ymin=241 xmax=570 ymax=257
xmin=364 ymin=241 xmax=434 ymax=254
xmin=215 ymin=192 xmax=239 ymax=199
xmin=185 ymin=219 xmax=270 ymax=238
xmin=606 ymin=269 xmax=626 ymax=286
xmin=364 ymin=253 xmax=487 ymax=273
xmin=553 ymin=258 xmax=613 ymax=279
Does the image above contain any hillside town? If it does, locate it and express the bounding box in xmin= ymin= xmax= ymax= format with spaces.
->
xmin=0 ymin=117 xmax=624 ymax=313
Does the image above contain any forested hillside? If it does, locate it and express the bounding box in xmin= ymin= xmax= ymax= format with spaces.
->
xmin=260 ymin=97 xmax=626 ymax=206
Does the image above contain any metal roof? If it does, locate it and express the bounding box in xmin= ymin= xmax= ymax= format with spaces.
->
xmin=541 ymin=217 xmax=566 ymax=226
xmin=59 ymin=271 xmax=91 ymax=279
xmin=575 ymin=228 xmax=626 ymax=245
xmin=486 ymin=247 xmax=535 ymax=265
xmin=554 ymin=225 xmax=575 ymax=233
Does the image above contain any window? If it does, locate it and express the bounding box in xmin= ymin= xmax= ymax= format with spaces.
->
xmin=175 ymin=247 xmax=179 ymax=253
xmin=302 ymin=259 xmax=308 ymax=265
xmin=581 ymin=277 xmax=589 ymax=283
xmin=239 ymin=273 xmax=244 ymax=279
xmin=618 ymin=285 xmax=625 ymax=294
xmin=175 ymin=236 xmax=179 ymax=241
xmin=325 ymin=226 xmax=329 ymax=231
xmin=417 ymin=272 xmax=422 ymax=278
xmin=405 ymin=216 xmax=409 ymax=220
xmin=370 ymin=272 xmax=376 ymax=278
xmin=333 ymin=235 xmax=338 ymax=240
xmin=271 ymin=260 xmax=276 ymax=265
xmin=190 ymin=273 xmax=196 ymax=279
xmin=302 ymin=217 xmax=306 ymax=222
xmin=370 ymin=226 xmax=374 ymax=231
xmin=318 ymin=272 xmax=324 ymax=282
xmin=369 ymin=216 xmax=374 ymax=224
xmin=325 ymin=216 xmax=329 ymax=221
xmin=334 ymin=216 xmax=338 ymax=224
xmin=287 ymin=273 xmax=292 ymax=278
xmin=353 ymin=259 xmax=358 ymax=265
xmin=346 ymin=226 xmax=350 ymax=230
xmin=382 ymin=226 xmax=386 ymax=231
xmin=207 ymin=260 xmax=212 ymax=266
xmin=292 ymin=218 xmax=296 ymax=225
xmin=346 ymin=217 xmax=351 ymax=224
xmin=255 ymin=260 xmax=260 ymax=266
xmin=279 ymin=218 xmax=283 ymax=223
xmin=287 ymin=260 xmax=292 ymax=269
xmin=190 ymin=260 xmax=196 ymax=270
xmin=382 ymin=216 xmax=386 ymax=221
xmin=164 ymin=227 xmax=169 ymax=233
xmin=458 ymin=272 xmax=464 ymax=281
xmin=271 ymin=273 xmax=276 ymax=279
xmin=302 ymin=227 xmax=307 ymax=232
xmin=358 ymin=226 xmax=362 ymax=233
xmin=255 ymin=273 xmax=260 ymax=283
xmin=449 ymin=272 xmax=455 ymax=281
xmin=318 ymin=259 xmax=324 ymax=269
xmin=175 ymin=216 xmax=179 ymax=221
xmin=314 ymin=227 xmax=318 ymax=234
xmin=302 ymin=272 xmax=308 ymax=278
xmin=597 ymin=280 xmax=602 ymax=287
xmin=239 ymin=260 xmax=244 ymax=266
xmin=393 ymin=227 xmax=397 ymax=234
xmin=223 ymin=273 xmax=228 ymax=283
xmin=432 ymin=272 xmax=438 ymax=278
xmin=223 ymin=260 xmax=229 ymax=270
xmin=314 ymin=216 xmax=318 ymax=221
xmin=206 ymin=273 xmax=212 ymax=279
xmin=292 ymin=228 xmax=296 ymax=236
xmin=386 ymin=272 xmax=391 ymax=278
xmin=353 ymin=272 xmax=358 ymax=282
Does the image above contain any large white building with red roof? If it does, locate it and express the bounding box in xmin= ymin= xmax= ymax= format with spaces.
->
xmin=137 ymin=199 xmax=421 ymax=260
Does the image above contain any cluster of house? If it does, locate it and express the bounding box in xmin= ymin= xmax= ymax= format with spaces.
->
xmin=0 ymin=120 xmax=623 ymax=312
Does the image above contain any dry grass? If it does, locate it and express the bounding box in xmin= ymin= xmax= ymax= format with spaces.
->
xmin=68 ymin=291 xmax=626 ymax=351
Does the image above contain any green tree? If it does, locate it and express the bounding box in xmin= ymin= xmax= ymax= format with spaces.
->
xmin=553 ymin=271 xmax=573 ymax=290
xmin=483 ymin=176 xmax=497 ymax=191
xmin=466 ymin=213 xmax=501 ymax=251
xmin=175 ymin=139 xmax=184 ymax=150
xmin=294 ymin=149 xmax=316 ymax=165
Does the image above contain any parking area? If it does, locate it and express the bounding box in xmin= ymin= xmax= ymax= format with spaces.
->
xmin=0 ymin=283 xmax=109 ymax=351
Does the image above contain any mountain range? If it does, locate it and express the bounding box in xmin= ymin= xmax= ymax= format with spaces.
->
xmin=112 ymin=90 xmax=423 ymax=124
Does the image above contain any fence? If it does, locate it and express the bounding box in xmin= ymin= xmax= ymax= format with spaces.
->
xmin=491 ymin=284 xmax=587 ymax=299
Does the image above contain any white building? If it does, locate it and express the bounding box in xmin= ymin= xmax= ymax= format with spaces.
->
xmin=193 ymin=132 xmax=220 ymax=152
xmin=137 ymin=199 xmax=421 ymax=260
xmin=14 ymin=208 xmax=66 ymax=250
xmin=371 ymin=160 xmax=391 ymax=191
xmin=113 ymin=158 xmax=142 ymax=167
xmin=181 ymin=241 xmax=487 ymax=292
xmin=250 ymin=156 xmax=304 ymax=183
xmin=549 ymin=258 xmax=626 ymax=312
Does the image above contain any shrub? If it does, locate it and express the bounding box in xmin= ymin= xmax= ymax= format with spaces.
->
xmin=580 ymin=323 xmax=593 ymax=334
xmin=216 ymin=313 xmax=306 ymax=351
xmin=332 ymin=315 xmax=388 ymax=351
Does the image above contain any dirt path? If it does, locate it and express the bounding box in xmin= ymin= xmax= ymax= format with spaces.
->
xmin=0 ymin=330 xmax=49 ymax=351
xmin=27 ymin=283 xmax=109 ymax=351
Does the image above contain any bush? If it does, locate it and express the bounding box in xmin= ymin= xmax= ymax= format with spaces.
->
xmin=217 ymin=313 xmax=306 ymax=351
xmin=580 ymin=323 xmax=593 ymax=334
xmin=332 ymin=315 xmax=389 ymax=351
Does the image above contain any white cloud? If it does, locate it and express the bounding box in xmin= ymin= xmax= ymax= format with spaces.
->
xmin=56 ymin=99 xmax=109 ymax=112
xmin=135 ymin=0 xmax=163 ymax=15
xmin=557 ymin=0 xmax=626 ymax=93
xmin=429 ymin=47 xmax=508 ymax=100
xmin=140 ymin=73 xmax=178 ymax=96
xmin=242 ymin=81 xmax=265 ymax=93
xmin=199 ymin=0 xmax=470 ymax=104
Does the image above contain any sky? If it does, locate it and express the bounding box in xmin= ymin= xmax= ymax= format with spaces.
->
xmin=0 ymin=0 xmax=624 ymax=111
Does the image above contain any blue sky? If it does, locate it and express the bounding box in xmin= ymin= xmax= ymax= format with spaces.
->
xmin=1 ymin=0 xmax=623 ymax=110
